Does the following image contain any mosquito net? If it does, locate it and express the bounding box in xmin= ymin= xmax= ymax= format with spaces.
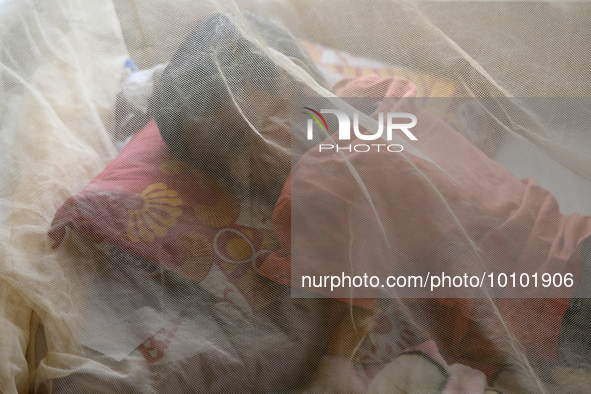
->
xmin=1 ymin=0 xmax=591 ymax=393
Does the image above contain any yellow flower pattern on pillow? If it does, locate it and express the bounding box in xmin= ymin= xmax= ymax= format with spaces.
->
xmin=176 ymin=230 xmax=213 ymax=283
xmin=127 ymin=183 xmax=182 ymax=242
xmin=194 ymin=183 xmax=240 ymax=228
xmin=158 ymin=158 xmax=240 ymax=228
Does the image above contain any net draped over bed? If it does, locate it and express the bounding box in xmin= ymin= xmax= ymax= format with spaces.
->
xmin=1 ymin=0 xmax=591 ymax=393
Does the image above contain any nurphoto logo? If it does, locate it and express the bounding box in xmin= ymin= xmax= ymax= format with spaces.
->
xmin=303 ymin=107 xmax=417 ymax=153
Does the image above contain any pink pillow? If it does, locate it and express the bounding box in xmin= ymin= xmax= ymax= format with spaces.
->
xmin=49 ymin=119 xmax=279 ymax=289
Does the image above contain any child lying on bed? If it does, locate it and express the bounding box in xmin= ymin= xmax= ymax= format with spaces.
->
xmin=153 ymin=11 xmax=591 ymax=391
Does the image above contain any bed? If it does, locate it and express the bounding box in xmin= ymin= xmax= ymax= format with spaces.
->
xmin=2 ymin=1 xmax=591 ymax=393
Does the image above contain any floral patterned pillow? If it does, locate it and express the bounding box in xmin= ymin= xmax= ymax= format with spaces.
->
xmin=49 ymin=118 xmax=279 ymax=309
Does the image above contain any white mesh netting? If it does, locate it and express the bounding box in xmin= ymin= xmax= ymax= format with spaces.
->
xmin=1 ymin=1 xmax=591 ymax=393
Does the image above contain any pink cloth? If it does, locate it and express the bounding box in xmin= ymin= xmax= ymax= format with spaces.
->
xmin=259 ymin=75 xmax=591 ymax=360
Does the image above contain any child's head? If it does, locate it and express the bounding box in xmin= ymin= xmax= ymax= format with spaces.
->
xmin=154 ymin=12 xmax=324 ymax=200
